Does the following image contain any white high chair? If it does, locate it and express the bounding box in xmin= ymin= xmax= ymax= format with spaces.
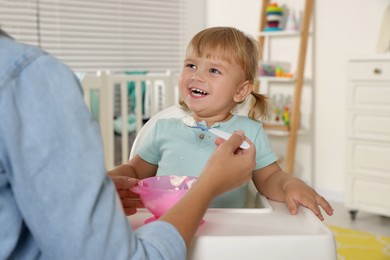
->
xmin=129 ymin=105 xmax=190 ymax=159
xmin=127 ymin=108 xmax=336 ymax=260
xmin=128 ymin=105 xmax=263 ymax=208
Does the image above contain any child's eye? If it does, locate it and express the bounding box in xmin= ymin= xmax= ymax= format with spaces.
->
xmin=185 ymin=63 xmax=196 ymax=70
xmin=209 ymin=68 xmax=220 ymax=74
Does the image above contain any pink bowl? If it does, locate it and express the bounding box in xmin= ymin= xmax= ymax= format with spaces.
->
xmin=131 ymin=176 xmax=197 ymax=221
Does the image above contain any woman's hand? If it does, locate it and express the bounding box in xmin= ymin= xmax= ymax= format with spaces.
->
xmin=159 ymin=130 xmax=256 ymax=248
xmin=197 ymin=130 xmax=256 ymax=197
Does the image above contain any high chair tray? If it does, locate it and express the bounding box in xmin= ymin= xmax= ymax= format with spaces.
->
xmin=127 ymin=199 xmax=336 ymax=260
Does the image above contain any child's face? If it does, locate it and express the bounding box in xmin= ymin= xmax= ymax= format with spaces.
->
xmin=179 ymin=52 xmax=249 ymax=122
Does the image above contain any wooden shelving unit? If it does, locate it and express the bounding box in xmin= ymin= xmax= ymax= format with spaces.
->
xmin=257 ymin=0 xmax=314 ymax=174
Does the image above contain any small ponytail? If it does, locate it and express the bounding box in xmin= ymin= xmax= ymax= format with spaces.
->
xmin=248 ymin=91 xmax=269 ymax=121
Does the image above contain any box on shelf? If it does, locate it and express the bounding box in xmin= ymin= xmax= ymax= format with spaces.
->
xmin=259 ymin=61 xmax=293 ymax=78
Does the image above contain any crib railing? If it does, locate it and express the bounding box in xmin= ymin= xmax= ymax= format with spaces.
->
xmin=81 ymin=71 xmax=178 ymax=169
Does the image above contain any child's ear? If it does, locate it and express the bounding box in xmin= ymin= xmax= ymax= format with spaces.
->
xmin=234 ymin=80 xmax=253 ymax=102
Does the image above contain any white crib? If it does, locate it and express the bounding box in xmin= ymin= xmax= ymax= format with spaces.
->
xmin=81 ymin=71 xmax=178 ymax=169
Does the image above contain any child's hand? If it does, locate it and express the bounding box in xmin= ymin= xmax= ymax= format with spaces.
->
xmin=283 ymin=179 xmax=334 ymax=221
xmin=110 ymin=176 xmax=144 ymax=216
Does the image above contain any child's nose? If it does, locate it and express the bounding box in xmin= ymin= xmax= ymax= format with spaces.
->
xmin=190 ymin=70 xmax=205 ymax=82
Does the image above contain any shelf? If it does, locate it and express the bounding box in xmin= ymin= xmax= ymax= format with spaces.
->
xmin=258 ymin=30 xmax=300 ymax=37
xmin=265 ymin=128 xmax=309 ymax=137
xmin=259 ymin=76 xmax=313 ymax=84
xmin=258 ymin=30 xmax=313 ymax=38
xmin=263 ymin=122 xmax=309 ymax=137
xmin=258 ymin=0 xmax=314 ymax=174
xmin=259 ymin=76 xmax=295 ymax=82
xmin=263 ymin=123 xmax=289 ymax=131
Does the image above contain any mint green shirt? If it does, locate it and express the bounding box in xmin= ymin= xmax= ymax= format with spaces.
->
xmin=137 ymin=115 xmax=277 ymax=208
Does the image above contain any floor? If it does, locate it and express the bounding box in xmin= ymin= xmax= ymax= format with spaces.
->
xmin=323 ymin=200 xmax=390 ymax=237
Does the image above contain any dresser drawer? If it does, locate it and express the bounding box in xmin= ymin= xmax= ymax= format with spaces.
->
xmin=348 ymin=60 xmax=390 ymax=81
xmin=346 ymin=176 xmax=390 ymax=216
xmin=347 ymin=140 xmax=390 ymax=178
xmin=347 ymin=82 xmax=390 ymax=110
xmin=347 ymin=110 xmax=390 ymax=141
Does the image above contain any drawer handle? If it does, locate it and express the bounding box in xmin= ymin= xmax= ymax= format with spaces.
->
xmin=373 ymin=68 xmax=381 ymax=74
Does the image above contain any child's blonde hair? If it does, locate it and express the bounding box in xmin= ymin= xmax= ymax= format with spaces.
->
xmin=180 ymin=26 xmax=268 ymax=121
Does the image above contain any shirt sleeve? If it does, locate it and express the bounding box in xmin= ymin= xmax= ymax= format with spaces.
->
xmin=254 ymin=124 xmax=278 ymax=170
xmin=136 ymin=120 xmax=161 ymax=164
xmin=0 ymin=46 xmax=185 ymax=259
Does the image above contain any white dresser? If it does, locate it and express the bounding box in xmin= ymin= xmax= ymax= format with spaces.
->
xmin=346 ymin=55 xmax=390 ymax=219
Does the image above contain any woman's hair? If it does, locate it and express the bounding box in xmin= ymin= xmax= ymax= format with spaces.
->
xmin=180 ymin=26 xmax=268 ymax=121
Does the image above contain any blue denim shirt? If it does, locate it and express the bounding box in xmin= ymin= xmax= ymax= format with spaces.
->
xmin=0 ymin=32 xmax=185 ymax=259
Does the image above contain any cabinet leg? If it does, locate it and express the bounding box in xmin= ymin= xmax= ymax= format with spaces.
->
xmin=349 ymin=210 xmax=358 ymax=220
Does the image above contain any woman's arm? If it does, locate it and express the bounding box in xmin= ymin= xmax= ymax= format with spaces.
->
xmin=159 ymin=132 xmax=255 ymax=248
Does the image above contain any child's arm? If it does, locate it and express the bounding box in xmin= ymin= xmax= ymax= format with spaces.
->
xmin=108 ymin=155 xmax=157 ymax=180
xmin=252 ymin=162 xmax=333 ymax=220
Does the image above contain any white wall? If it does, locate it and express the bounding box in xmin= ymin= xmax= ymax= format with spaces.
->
xmin=206 ymin=0 xmax=260 ymax=38
xmin=314 ymin=0 xmax=389 ymax=201
xmin=183 ymin=0 xmax=207 ymax=50
xmin=205 ymin=0 xmax=390 ymax=202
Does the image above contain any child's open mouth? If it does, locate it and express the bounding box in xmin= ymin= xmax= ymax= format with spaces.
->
xmin=190 ymin=87 xmax=208 ymax=97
